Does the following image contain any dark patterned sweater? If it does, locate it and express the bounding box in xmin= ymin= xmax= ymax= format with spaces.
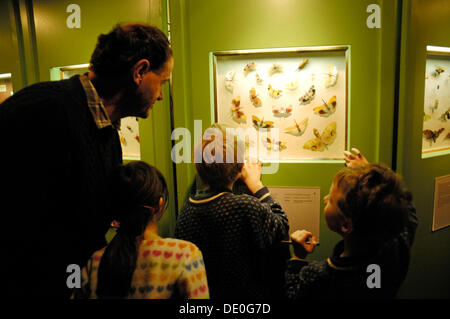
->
xmin=0 ymin=75 xmax=122 ymax=297
xmin=174 ymin=187 xmax=290 ymax=299
xmin=285 ymin=204 xmax=418 ymax=299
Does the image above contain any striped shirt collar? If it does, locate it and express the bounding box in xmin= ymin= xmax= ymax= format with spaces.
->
xmin=79 ymin=74 xmax=120 ymax=130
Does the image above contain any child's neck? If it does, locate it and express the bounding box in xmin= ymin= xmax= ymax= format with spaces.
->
xmin=144 ymin=223 xmax=161 ymax=241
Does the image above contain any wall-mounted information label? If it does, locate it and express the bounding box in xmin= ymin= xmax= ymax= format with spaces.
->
xmin=0 ymin=85 xmax=6 ymax=92
xmin=432 ymin=175 xmax=450 ymax=231
xmin=269 ymin=186 xmax=320 ymax=241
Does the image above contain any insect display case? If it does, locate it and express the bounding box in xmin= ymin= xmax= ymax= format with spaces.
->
xmin=212 ymin=46 xmax=349 ymax=162
xmin=421 ymin=46 xmax=450 ymax=157
xmin=50 ymin=64 xmax=141 ymax=160
xmin=0 ymin=73 xmax=13 ymax=104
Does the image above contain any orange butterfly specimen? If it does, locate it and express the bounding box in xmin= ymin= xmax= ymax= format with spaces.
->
xmin=303 ymin=121 xmax=337 ymax=152
xmin=313 ymin=95 xmax=337 ymax=117
xmin=423 ymin=128 xmax=444 ymax=143
xmin=268 ymin=63 xmax=283 ymax=76
xmin=262 ymin=137 xmax=287 ymax=152
xmin=119 ymin=135 xmax=127 ymax=145
xmin=272 ymin=105 xmax=293 ymax=118
xmin=252 ymin=115 xmax=274 ymax=129
xmin=135 ymin=135 xmax=140 ymax=143
xmin=297 ymin=58 xmax=309 ymax=71
xmin=231 ymin=96 xmax=247 ymax=123
xmin=244 ymin=62 xmax=256 ymax=76
xmin=249 ymin=88 xmax=262 ymax=107
xmin=268 ymin=84 xmax=282 ymax=98
xmin=283 ymin=118 xmax=308 ymax=136
xmin=299 ymin=85 xmax=316 ymax=105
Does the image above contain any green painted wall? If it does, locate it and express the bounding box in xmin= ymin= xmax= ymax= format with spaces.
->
xmin=396 ymin=0 xmax=450 ymax=298
xmin=169 ymin=0 xmax=399 ymax=265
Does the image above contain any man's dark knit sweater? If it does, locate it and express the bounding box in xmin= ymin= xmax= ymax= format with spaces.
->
xmin=174 ymin=187 xmax=290 ymax=299
xmin=0 ymin=75 xmax=122 ymax=297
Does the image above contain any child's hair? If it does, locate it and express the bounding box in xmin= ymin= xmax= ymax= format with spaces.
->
xmin=194 ymin=125 xmax=244 ymax=191
xmin=333 ymin=163 xmax=412 ymax=240
xmin=96 ymin=161 xmax=169 ymax=298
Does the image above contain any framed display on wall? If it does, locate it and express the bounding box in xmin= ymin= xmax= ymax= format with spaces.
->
xmin=0 ymin=73 xmax=14 ymax=104
xmin=211 ymin=46 xmax=349 ymax=162
xmin=49 ymin=64 xmax=141 ymax=160
xmin=421 ymin=46 xmax=450 ymax=158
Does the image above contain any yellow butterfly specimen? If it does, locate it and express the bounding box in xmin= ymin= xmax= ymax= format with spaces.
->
xmin=268 ymin=63 xmax=283 ymax=76
xmin=423 ymin=113 xmax=431 ymax=122
xmin=423 ymin=128 xmax=444 ymax=143
xmin=283 ymin=118 xmax=308 ymax=136
xmin=268 ymin=84 xmax=282 ymax=98
xmin=249 ymin=88 xmax=262 ymax=107
xmin=119 ymin=135 xmax=127 ymax=146
xmin=297 ymin=58 xmax=309 ymax=71
xmin=303 ymin=121 xmax=337 ymax=152
xmin=244 ymin=62 xmax=256 ymax=76
xmin=313 ymin=95 xmax=337 ymax=117
xmin=256 ymin=73 xmax=264 ymax=85
xmin=299 ymin=85 xmax=316 ymax=104
xmin=252 ymin=115 xmax=274 ymax=129
xmin=324 ymin=64 xmax=338 ymax=88
xmin=262 ymin=137 xmax=287 ymax=151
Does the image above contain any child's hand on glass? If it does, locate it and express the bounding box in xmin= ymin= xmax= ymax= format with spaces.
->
xmin=241 ymin=158 xmax=264 ymax=194
xmin=344 ymin=148 xmax=369 ymax=167
xmin=290 ymin=230 xmax=317 ymax=259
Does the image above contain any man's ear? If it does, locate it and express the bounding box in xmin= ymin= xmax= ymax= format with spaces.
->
xmin=132 ymin=59 xmax=151 ymax=85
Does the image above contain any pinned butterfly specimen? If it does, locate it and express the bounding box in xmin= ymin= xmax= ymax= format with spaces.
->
xmin=303 ymin=121 xmax=337 ymax=152
xmin=283 ymin=117 xmax=308 ymax=136
xmin=285 ymin=80 xmax=299 ymax=91
xmin=272 ymin=105 xmax=293 ymax=118
xmin=423 ymin=128 xmax=444 ymax=143
xmin=324 ymin=64 xmax=338 ymax=88
xmin=126 ymin=125 xmax=133 ymax=133
xmin=268 ymin=84 xmax=282 ymax=98
xmin=252 ymin=115 xmax=274 ymax=129
xmin=249 ymin=88 xmax=262 ymax=107
xmin=244 ymin=62 xmax=256 ymax=76
xmin=299 ymin=85 xmax=316 ymax=104
xmin=268 ymin=63 xmax=283 ymax=76
xmin=297 ymin=58 xmax=309 ymax=71
xmin=262 ymin=137 xmax=287 ymax=151
xmin=431 ymin=65 xmax=446 ymax=77
xmin=231 ymin=96 xmax=247 ymax=123
xmin=440 ymin=108 xmax=450 ymax=121
xmin=119 ymin=135 xmax=127 ymax=146
xmin=224 ymin=71 xmax=235 ymax=92
xmin=429 ymin=99 xmax=439 ymax=113
xmin=135 ymin=135 xmax=140 ymax=143
xmin=423 ymin=113 xmax=431 ymax=122
xmin=313 ymin=95 xmax=337 ymax=117
xmin=446 ymin=132 xmax=450 ymax=139
xmin=256 ymin=73 xmax=264 ymax=85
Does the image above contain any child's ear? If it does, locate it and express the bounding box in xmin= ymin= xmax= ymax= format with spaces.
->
xmin=340 ymin=218 xmax=353 ymax=235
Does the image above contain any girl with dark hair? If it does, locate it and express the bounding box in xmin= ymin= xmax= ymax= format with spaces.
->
xmin=77 ymin=161 xmax=209 ymax=299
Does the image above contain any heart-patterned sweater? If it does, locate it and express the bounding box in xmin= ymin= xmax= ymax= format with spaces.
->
xmin=80 ymin=238 xmax=209 ymax=299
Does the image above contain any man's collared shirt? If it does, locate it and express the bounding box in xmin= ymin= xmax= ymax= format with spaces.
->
xmin=79 ymin=74 xmax=120 ymax=130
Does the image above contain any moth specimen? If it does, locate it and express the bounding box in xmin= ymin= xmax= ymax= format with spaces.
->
xmin=268 ymin=84 xmax=282 ymax=98
xmin=283 ymin=118 xmax=308 ymax=136
xmin=423 ymin=128 xmax=444 ymax=143
xmin=440 ymin=108 xmax=450 ymax=121
xmin=244 ymin=62 xmax=256 ymax=76
xmin=285 ymin=80 xmax=299 ymax=91
xmin=256 ymin=73 xmax=264 ymax=85
xmin=249 ymin=88 xmax=262 ymax=107
xmin=313 ymin=95 xmax=337 ymax=117
xmin=272 ymin=105 xmax=293 ymax=117
xmin=224 ymin=71 xmax=235 ymax=92
xmin=324 ymin=64 xmax=338 ymax=88
xmin=299 ymin=85 xmax=316 ymax=104
xmin=268 ymin=63 xmax=283 ymax=76
xmin=262 ymin=137 xmax=287 ymax=151
xmin=252 ymin=115 xmax=274 ymax=129
xmin=231 ymin=96 xmax=247 ymax=123
xmin=303 ymin=121 xmax=337 ymax=152
xmin=297 ymin=59 xmax=309 ymax=71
